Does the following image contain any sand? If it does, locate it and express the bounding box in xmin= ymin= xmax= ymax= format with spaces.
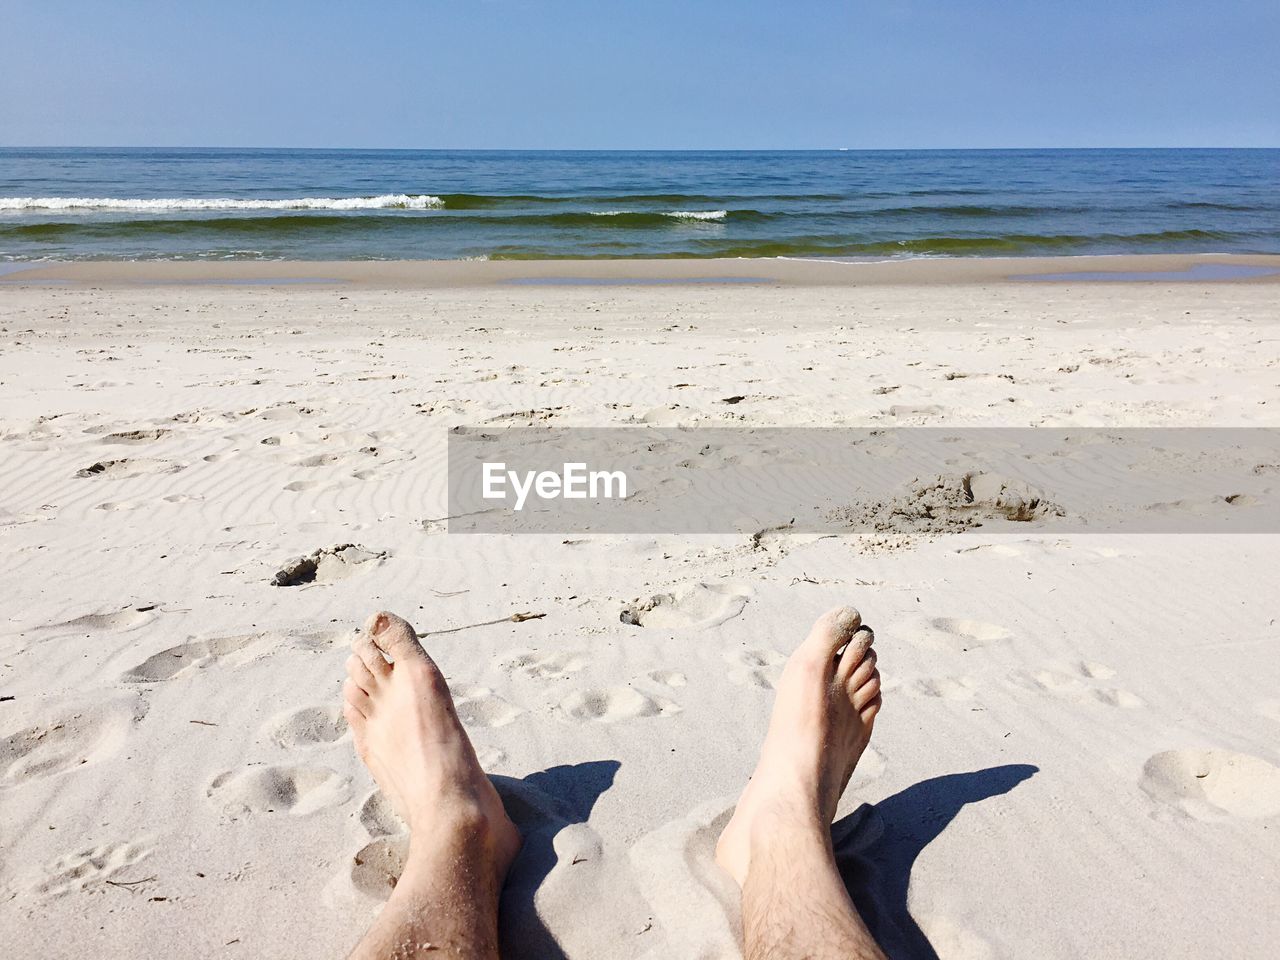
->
xmin=2 ymin=256 xmax=1279 ymax=959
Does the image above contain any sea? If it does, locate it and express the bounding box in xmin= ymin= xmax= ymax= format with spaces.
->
xmin=0 ymin=148 xmax=1276 ymax=262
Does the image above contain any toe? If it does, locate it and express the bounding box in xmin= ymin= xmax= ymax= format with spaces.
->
xmin=836 ymin=626 xmax=876 ymax=684
xmin=353 ymin=630 xmax=391 ymax=679
xmin=364 ymin=610 xmax=429 ymax=665
xmin=800 ymin=605 xmax=862 ymax=662
xmin=343 ymin=701 xmax=369 ymax=758
xmin=840 ymin=643 xmax=877 ymax=691
xmin=852 ymin=671 xmax=881 ymax=711
xmin=860 ymin=693 xmax=882 ymax=723
xmin=344 ymin=677 xmax=372 ymax=716
xmin=346 ymin=652 xmax=378 ymax=691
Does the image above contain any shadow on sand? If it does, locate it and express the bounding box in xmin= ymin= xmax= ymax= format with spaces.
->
xmin=493 ymin=760 xmax=621 ymax=960
xmin=835 ymin=764 xmax=1039 ymax=960
xmin=490 ymin=761 xmax=1034 ymax=959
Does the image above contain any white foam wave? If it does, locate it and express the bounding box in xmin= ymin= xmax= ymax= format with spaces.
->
xmin=588 ymin=209 xmax=728 ymax=221
xmin=668 ymin=209 xmax=728 ymax=220
xmin=0 ymin=194 xmax=445 ymax=212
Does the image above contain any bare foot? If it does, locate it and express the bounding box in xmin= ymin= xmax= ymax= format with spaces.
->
xmin=343 ymin=611 xmax=521 ymax=882
xmin=716 ymin=605 xmax=881 ymax=886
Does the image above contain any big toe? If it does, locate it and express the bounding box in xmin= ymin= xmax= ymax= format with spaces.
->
xmin=800 ymin=605 xmax=863 ymax=661
xmin=364 ymin=610 xmax=428 ymax=663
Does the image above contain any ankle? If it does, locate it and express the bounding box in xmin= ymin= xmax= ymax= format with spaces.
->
xmin=753 ymin=799 xmax=829 ymax=840
xmin=408 ymin=799 xmax=494 ymax=853
xmin=406 ymin=797 xmax=520 ymax=885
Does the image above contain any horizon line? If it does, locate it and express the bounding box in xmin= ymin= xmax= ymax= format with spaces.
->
xmin=2 ymin=144 xmax=1278 ymax=153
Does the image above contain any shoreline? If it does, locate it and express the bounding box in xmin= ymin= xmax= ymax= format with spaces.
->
xmin=2 ymin=251 xmax=1279 ymax=287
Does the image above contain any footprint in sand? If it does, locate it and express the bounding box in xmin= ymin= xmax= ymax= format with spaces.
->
xmin=1078 ymin=660 xmax=1116 ymax=680
xmin=207 ymin=764 xmax=351 ymax=817
xmin=1012 ymin=667 xmax=1143 ymax=708
xmin=910 ymin=676 xmax=977 ymax=701
xmin=101 ymin=428 xmax=169 ymax=445
xmin=257 ymin=402 xmax=315 ymax=422
xmin=1091 ymin=687 xmax=1145 ymax=708
xmin=647 ymin=669 xmax=688 ymax=688
xmin=267 ymin=705 xmax=347 ymax=748
xmin=725 ymin=647 xmax=786 ymax=689
xmin=359 ymin=790 xmax=406 ymax=838
xmin=498 ymin=649 xmax=588 ymax=681
xmin=1140 ymin=749 xmax=1280 ymax=820
xmin=449 ymin=683 xmax=525 ymax=729
xmin=122 ymin=632 xmax=274 ymax=683
xmin=259 ymin=431 xmax=307 ymax=448
xmin=351 ymin=834 xmax=410 ymax=900
xmin=37 ymin=840 xmax=153 ymax=896
xmin=620 ymin=582 xmax=750 ymax=630
xmin=558 ymin=686 xmax=680 ymax=722
xmin=1 ymin=698 xmax=145 ymax=788
xmin=73 ymin=457 xmax=183 ymax=480
xmin=293 ymin=452 xmax=343 ymax=468
xmin=927 ymin=616 xmax=1012 ymax=649
xmin=122 ymin=633 xmax=266 ymax=682
xmin=39 ymin=606 xmax=154 ymax=635
xmin=94 ymin=499 xmax=147 ymax=512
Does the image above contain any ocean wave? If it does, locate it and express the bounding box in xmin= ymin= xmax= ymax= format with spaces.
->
xmin=0 ymin=209 xmax=749 ymax=239
xmin=590 ymin=209 xmax=727 ymax=221
xmin=0 ymin=194 xmax=445 ymax=212
xmin=668 ymin=209 xmax=728 ymax=221
xmin=0 ymin=193 xmax=829 ymax=214
xmin=1167 ymin=200 xmax=1266 ymax=212
xmin=437 ymin=193 xmax=841 ymax=208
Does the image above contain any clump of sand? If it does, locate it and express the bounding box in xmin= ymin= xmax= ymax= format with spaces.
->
xmin=830 ymin=471 xmax=1065 ymax=536
xmin=271 ymin=544 xmax=386 ymax=586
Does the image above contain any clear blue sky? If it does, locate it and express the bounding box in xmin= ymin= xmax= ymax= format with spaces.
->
xmin=3 ymin=0 xmax=1277 ymax=148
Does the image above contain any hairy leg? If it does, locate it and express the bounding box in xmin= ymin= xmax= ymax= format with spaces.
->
xmin=717 ymin=606 xmax=886 ymax=960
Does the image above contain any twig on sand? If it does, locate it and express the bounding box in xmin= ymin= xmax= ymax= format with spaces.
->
xmin=105 ymin=876 xmax=156 ymax=890
xmin=418 ymin=612 xmax=546 ymax=637
xmin=189 ymin=719 xmax=218 ymax=727
xmin=508 ymin=612 xmax=546 ymax=623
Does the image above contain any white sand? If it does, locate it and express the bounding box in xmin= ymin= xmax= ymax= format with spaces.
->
xmin=2 ymin=262 xmax=1279 ymax=958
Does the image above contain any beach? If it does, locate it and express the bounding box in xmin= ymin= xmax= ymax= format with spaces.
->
xmin=2 ymin=257 xmax=1280 ymax=958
